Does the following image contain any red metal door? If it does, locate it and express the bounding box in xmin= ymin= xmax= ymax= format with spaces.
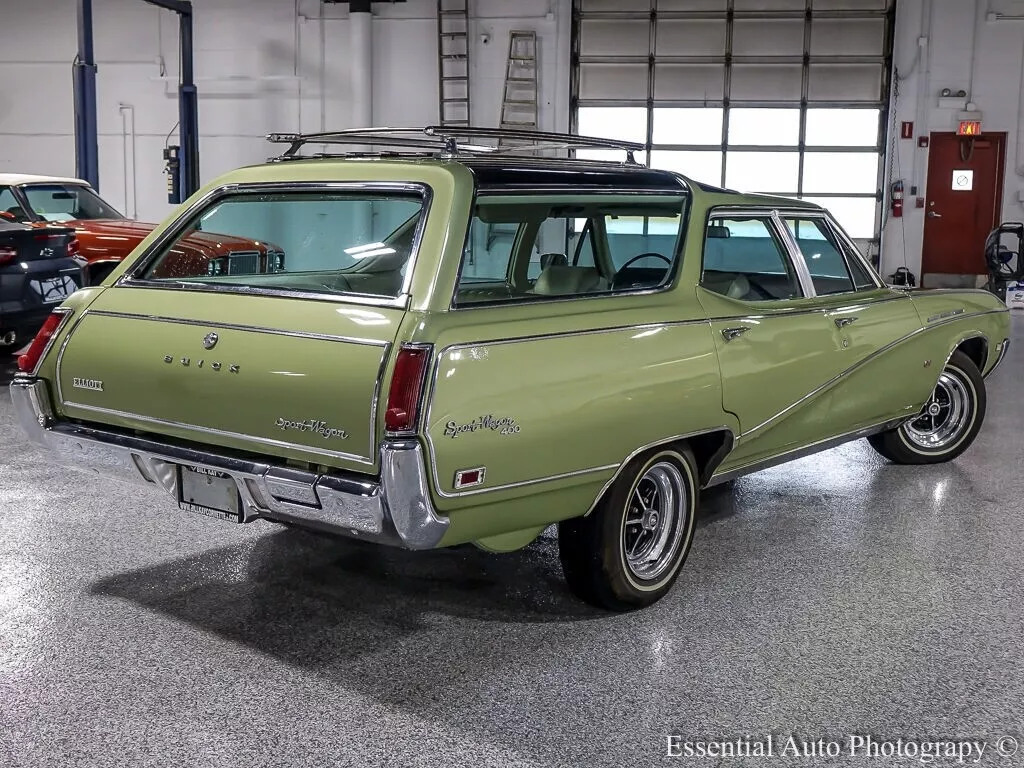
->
xmin=921 ymin=132 xmax=1006 ymax=281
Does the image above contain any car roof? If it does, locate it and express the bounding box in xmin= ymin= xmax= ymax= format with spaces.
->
xmin=0 ymin=173 xmax=91 ymax=187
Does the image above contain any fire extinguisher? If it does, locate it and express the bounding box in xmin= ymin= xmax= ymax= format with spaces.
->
xmin=890 ymin=179 xmax=904 ymax=218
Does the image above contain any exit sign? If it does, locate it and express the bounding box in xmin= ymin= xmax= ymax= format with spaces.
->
xmin=958 ymin=119 xmax=982 ymax=136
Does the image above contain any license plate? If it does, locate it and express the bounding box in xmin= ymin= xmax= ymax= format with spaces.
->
xmin=177 ymin=465 xmax=242 ymax=522
xmin=29 ymin=275 xmax=77 ymax=304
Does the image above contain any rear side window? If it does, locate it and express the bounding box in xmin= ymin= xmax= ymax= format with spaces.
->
xmin=785 ymin=215 xmax=877 ymax=294
xmin=454 ymin=193 xmax=687 ymax=306
xmin=137 ymin=190 xmax=426 ymax=299
xmin=702 ymin=216 xmax=802 ymax=301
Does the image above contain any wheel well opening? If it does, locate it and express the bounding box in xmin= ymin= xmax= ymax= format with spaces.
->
xmin=955 ymin=337 xmax=988 ymax=372
xmin=686 ymin=429 xmax=734 ymax=486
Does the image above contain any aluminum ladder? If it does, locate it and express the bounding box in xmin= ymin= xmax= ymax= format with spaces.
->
xmin=437 ymin=0 xmax=470 ymax=126
xmin=498 ymin=31 xmax=538 ymax=145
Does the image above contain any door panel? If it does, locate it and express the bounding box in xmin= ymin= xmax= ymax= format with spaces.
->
xmin=822 ymin=292 xmax=924 ymax=426
xmin=921 ymin=132 xmax=1006 ymax=281
xmin=698 ymin=289 xmax=846 ymax=468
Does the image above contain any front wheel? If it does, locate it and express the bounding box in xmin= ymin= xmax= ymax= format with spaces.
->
xmin=558 ymin=447 xmax=699 ymax=611
xmin=867 ymin=350 xmax=986 ymax=464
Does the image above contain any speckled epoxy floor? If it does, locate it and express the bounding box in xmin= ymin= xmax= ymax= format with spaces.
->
xmin=1 ymin=317 xmax=1022 ymax=768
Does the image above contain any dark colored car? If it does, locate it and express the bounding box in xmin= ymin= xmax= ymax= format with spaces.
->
xmin=0 ymin=216 xmax=85 ymax=352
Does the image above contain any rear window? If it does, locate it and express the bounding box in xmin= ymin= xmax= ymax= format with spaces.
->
xmin=138 ymin=189 xmax=426 ymax=299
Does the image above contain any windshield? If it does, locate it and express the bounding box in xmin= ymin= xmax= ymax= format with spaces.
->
xmin=138 ymin=190 xmax=427 ymax=299
xmin=20 ymin=183 xmax=124 ymax=222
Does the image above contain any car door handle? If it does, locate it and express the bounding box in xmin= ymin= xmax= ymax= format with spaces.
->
xmin=927 ymin=211 xmax=942 ymax=218
xmin=834 ymin=316 xmax=858 ymax=328
xmin=721 ymin=327 xmax=749 ymax=342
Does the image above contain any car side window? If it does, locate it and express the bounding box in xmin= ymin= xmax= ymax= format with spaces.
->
xmin=785 ymin=216 xmax=867 ymax=295
xmin=702 ymin=216 xmax=802 ymax=301
xmin=0 ymin=186 xmax=27 ymax=222
xmin=453 ymin=194 xmax=687 ymax=306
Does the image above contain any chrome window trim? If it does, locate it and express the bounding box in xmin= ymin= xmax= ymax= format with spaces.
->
xmin=770 ymin=209 xmax=817 ymax=297
xmin=822 ymin=212 xmax=884 ymax=290
xmin=53 ymin=309 xmax=390 ymax=465
xmin=117 ymin=181 xmax=434 ymax=309
xmin=739 ymin=308 xmax=1004 ymax=439
xmin=701 ymin=206 xmax=813 ymax=299
xmin=449 ymin=189 xmax=692 ymax=311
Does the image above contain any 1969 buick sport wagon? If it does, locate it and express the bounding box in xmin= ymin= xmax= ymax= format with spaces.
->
xmin=11 ymin=127 xmax=1011 ymax=610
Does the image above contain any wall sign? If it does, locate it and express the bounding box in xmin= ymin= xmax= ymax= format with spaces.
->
xmin=951 ymin=169 xmax=974 ymax=191
xmin=957 ymin=120 xmax=982 ymax=136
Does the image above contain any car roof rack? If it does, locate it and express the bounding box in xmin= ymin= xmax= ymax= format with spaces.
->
xmin=265 ymin=126 xmax=644 ymax=164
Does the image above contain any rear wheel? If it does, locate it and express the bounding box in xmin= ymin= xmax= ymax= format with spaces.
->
xmin=558 ymin=446 xmax=698 ymax=611
xmin=867 ymin=350 xmax=986 ymax=464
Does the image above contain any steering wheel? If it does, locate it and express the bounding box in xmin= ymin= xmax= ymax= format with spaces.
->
xmin=617 ymin=252 xmax=672 ymax=271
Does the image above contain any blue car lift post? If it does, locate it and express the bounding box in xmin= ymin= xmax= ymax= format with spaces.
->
xmin=73 ymin=0 xmax=199 ymax=203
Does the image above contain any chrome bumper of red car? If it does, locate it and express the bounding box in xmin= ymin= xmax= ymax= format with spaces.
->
xmin=10 ymin=376 xmax=449 ymax=550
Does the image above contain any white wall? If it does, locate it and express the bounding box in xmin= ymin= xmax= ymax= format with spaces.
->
xmin=882 ymin=0 xmax=1024 ymax=281
xmin=0 ymin=0 xmax=569 ymax=224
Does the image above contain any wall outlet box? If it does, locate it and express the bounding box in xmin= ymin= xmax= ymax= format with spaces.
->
xmin=1018 ymin=189 xmax=1024 ymax=204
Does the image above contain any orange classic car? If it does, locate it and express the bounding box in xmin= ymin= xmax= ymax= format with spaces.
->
xmin=0 ymin=175 xmax=284 ymax=284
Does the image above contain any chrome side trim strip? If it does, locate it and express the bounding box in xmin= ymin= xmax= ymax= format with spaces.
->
xmin=739 ymin=308 xmax=1005 ymax=439
xmin=438 ymin=463 xmax=618 ymax=499
xmin=57 ymin=401 xmax=376 ymax=465
xmin=927 ymin=308 xmax=965 ymax=323
xmin=11 ymin=377 xmax=448 ymax=550
xmin=708 ymin=416 xmax=908 ymax=486
xmin=81 ymin=310 xmax=391 ymax=347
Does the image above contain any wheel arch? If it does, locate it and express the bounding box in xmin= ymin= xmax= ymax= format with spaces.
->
xmin=952 ymin=334 xmax=989 ymax=374
xmin=583 ymin=427 xmax=735 ymax=516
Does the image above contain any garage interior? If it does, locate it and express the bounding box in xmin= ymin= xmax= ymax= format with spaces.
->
xmin=1 ymin=1 xmax=1023 ymax=766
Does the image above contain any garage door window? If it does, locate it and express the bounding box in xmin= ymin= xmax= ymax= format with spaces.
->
xmin=572 ymin=1 xmax=893 ymax=241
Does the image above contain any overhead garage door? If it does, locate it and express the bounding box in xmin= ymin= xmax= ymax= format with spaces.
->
xmin=570 ymin=0 xmax=895 ymax=244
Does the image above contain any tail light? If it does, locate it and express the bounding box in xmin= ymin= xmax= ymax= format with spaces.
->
xmin=66 ymin=237 xmax=81 ymax=258
xmin=0 ymin=244 xmax=15 ymax=267
xmin=17 ymin=310 xmax=72 ymax=374
xmin=384 ymin=344 xmax=431 ymax=434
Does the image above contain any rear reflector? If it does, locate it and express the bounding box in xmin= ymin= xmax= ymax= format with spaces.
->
xmin=0 ymin=245 xmax=15 ymax=266
xmin=384 ymin=344 xmax=431 ymax=433
xmin=17 ymin=311 xmax=70 ymax=374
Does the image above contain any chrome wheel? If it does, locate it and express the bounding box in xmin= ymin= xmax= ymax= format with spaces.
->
xmin=903 ymin=370 xmax=973 ymax=450
xmin=621 ymin=461 xmax=688 ymax=582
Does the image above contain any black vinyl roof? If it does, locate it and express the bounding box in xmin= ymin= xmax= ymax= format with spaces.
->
xmin=462 ymin=160 xmax=689 ymax=193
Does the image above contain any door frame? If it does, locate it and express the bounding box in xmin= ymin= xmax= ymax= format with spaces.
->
xmin=922 ymin=131 xmax=1007 ymax=277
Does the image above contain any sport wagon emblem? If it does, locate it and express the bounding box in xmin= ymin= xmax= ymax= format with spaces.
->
xmin=202 ymin=332 xmax=219 ymax=350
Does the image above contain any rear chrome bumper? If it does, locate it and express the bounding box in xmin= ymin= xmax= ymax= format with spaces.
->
xmin=10 ymin=376 xmax=449 ymax=550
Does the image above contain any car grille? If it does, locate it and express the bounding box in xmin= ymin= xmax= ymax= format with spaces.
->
xmin=227 ymin=251 xmax=259 ymax=275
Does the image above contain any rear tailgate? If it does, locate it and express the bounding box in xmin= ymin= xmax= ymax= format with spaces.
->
xmin=53 ymin=288 xmax=402 ymax=472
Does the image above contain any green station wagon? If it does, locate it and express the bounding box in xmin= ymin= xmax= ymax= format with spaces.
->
xmin=11 ymin=127 xmax=1011 ymax=610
